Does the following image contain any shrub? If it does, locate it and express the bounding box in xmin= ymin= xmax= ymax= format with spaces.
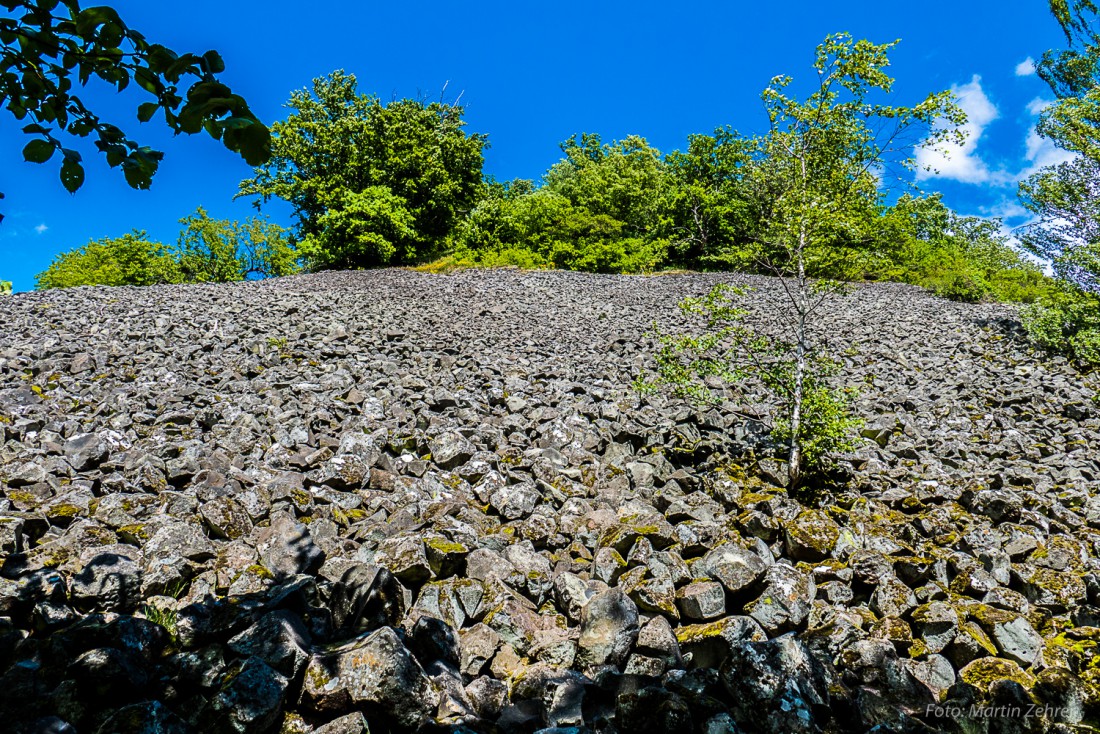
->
xmin=930 ymin=271 xmax=990 ymax=303
xmin=36 ymin=231 xmax=181 ymax=289
xmin=1021 ymin=294 xmax=1100 ymax=368
xmin=176 ymin=208 xmax=298 ymax=282
xmin=0 ymin=280 xmax=10 ymax=295
xmin=870 ymin=195 xmax=1053 ymax=304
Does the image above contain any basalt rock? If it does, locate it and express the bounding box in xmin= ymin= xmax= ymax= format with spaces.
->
xmin=1 ymin=270 xmax=1097 ymax=733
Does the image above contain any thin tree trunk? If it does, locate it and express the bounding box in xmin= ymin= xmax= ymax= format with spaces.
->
xmin=788 ymin=221 xmax=808 ymax=489
xmin=787 ymin=151 xmax=810 ymax=490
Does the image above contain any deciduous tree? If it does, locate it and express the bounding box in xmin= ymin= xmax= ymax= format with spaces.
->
xmin=238 ymin=71 xmax=486 ymax=269
xmin=176 ymin=207 xmax=298 ymax=282
xmin=644 ymin=34 xmax=962 ymax=489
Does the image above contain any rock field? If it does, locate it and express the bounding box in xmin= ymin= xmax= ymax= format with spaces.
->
xmin=2 ymin=268 xmax=1100 ymax=734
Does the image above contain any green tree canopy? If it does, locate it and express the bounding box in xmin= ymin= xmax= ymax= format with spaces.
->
xmin=663 ymin=128 xmax=758 ymax=266
xmin=176 ymin=207 xmax=299 ymax=282
xmin=870 ymin=193 xmax=1049 ymax=302
xmin=453 ymin=134 xmax=673 ymax=273
xmin=1 ymin=1 xmax=269 ymax=218
xmin=36 ymin=230 xmax=179 ymax=289
xmin=238 ymin=71 xmax=487 ymax=269
xmin=35 ymin=212 xmax=298 ymax=289
xmin=1021 ymin=157 xmax=1100 ymax=290
xmin=1003 ymin=2 xmax=1100 ymax=366
xmin=542 ymin=133 xmax=671 ymax=239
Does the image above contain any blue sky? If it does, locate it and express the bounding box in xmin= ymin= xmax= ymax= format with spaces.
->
xmin=0 ymin=0 xmax=1070 ymax=291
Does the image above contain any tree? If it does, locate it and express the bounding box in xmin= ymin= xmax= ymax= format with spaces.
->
xmin=175 ymin=207 xmax=298 ymax=282
xmin=36 ymin=230 xmax=179 ymax=289
xmin=663 ymin=128 xmax=758 ymax=266
xmin=1010 ymin=2 xmax=1100 ymax=366
xmin=453 ymin=134 xmax=673 ymax=273
xmin=0 ymin=280 xmax=10 ymax=294
xmin=871 ymin=194 xmax=1050 ymax=303
xmin=543 ymin=133 xmax=671 ymax=241
xmin=643 ymin=34 xmax=962 ymax=489
xmin=1 ymin=1 xmax=270 ymax=218
xmin=1018 ymin=158 xmax=1100 ymax=364
xmin=238 ymin=71 xmax=487 ymax=269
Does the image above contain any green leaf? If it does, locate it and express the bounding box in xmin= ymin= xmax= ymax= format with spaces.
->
xmin=201 ymin=50 xmax=225 ymax=74
xmin=23 ymin=139 xmax=55 ymax=163
xmin=103 ymin=22 xmax=125 ymax=48
xmin=61 ymin=157 xmax=85 ymax=193
xmin=75 ymin=6 xmax=124 ymax=38
xmin=134 ymin=67 xmax=161 ymax=95
xmin=137 ymin=102 xmax=159 ymax=123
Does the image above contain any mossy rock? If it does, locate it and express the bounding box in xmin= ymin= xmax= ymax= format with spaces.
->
xmin=956 ymin=621 xmax=999 ymax=657
xmin=959 ymin=657 xmax=1035 ymax=692
xmin=117 ymin=523 xmax=152 ymax=543
xmin=1022 ymin=567 xmax=1087 ymax=609
xmin=783 ymin=509 xmax=840 ymax=562
xmin=45 ymin=503 xmax=83 ymax=521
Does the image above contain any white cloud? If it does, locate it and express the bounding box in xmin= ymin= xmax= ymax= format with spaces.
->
xmin=984 ymin=199 xmax=1030 ymax=221
xmin=33 ymin=223 xmax=48 ymax=235
xmin=916 ymin=75 xmax=1010 ymax=185
xmin=1021 ymin=130 xmax=1075 ymax=176
xmin=1018 ymin=97 xmax=1075 ymax=179
xmin=1026 ymin=97 xmax=1052 ymax=116
xmin=1016 ymin=57 xmax=1037 ymax=77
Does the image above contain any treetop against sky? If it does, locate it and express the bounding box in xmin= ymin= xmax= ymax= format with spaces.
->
xmin=0 ymin=0 xmax=1070 ymax=291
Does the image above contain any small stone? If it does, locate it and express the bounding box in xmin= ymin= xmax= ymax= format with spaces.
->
xmin=744 ymin=563 xmax=815 ymax=634
xmin=228 ymin=610 xmax=311 ymax=680
xmin=254 ymin=512 xmax=324 ymax=580
xmin=489 ymin=482 xmax=539 ymax=520
xmin=207 ymin=657 xmax=289 ymax=734
xmin=870 ymin=577 xmax=917 ymax=619
xmin=459 ymin=624 xmax=501 ymax=677
xmin=910 ymin=602 xmax=959 ymax=653
xmin=958 ymin=657 xmax=1035 ymax=693
xmin=429 ymin=432 xmax=475 ymax=469
xmin=375 ymin=536 xmax=431 ymax=585
xmin=70 ymin=551 xmax=142 ymax=613
xmin=313 ymin=712 xmax=370 ymax=734
xmin=701 ymin=544 xmax=766 ymax=596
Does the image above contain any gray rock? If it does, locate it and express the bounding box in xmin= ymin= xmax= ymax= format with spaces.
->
xmin=254 ymin=512 xmax=324 ymax=579
xmin=701 ymin=544 xmax=766 ymax=596
xmin=489 ymin=481 xmax=540 ymax=520
xmin=676 ymin=580 xmax=726 ymax=620
xmin=313 ymin=712 xmax=370 ymax=734
xmin=720 ymin=636 xmax=832 ymax=734
xmin=63 ymin=433 xmax=110 ymax=471
xmin=429 ymin=431 xmax=475 ymax=469
xmin=911 ymin=601 xmax=959 ymax=653
xmin=744 ymin=563 xmax=815 ymax=633
xmin=93 ymin=702 xmax=190 ymax=734
xmin=228 ymin=610 xmax=311 ymax=680
xmin=870 ymin=577 xmax=918 ymax=619
xmin=70 ymin=552 xmax=142 ymax=613
xmin=207 ymin=656 xmax=289 ymax=734
xmin=301 ymin=626 xmax=438 ymax=728
xmin=576 ymin=588 xmax=639 ymax=669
